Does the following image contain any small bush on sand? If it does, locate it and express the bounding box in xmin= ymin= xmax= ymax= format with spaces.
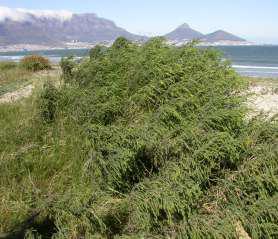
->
xmin=20 ymin=55 xmax=51 ymax=72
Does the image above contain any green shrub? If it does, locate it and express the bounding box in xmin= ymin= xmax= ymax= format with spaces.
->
xmin=20 ymin=55 xmax=51 ymax=72
xmin=60 ymin=56 xmax=77 ymax=83
xmin=112 ymin=36 xmax=132 ymax=49
xmin=89 ymin=45 xmax=107 ymax=60
xmin=38 ymin=81 xmax=60 ymax=123
xmin=1 ymin=37 xmax=277 ymax=238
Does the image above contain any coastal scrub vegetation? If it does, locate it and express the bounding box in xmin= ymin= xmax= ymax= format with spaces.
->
xmin=20 ymin=55 xmax=51 ymax=72
xmin=0 ymin=61 xmax=31 ymax=96
xmin=0 ymin=38 xmax=277 ymax=238
xmin=0 ymin=61 xmax=17 ymax=71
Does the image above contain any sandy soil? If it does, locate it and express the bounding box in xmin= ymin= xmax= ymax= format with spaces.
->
xmin=247 ymin=84 xmax=278 ymax=118
xmin=0 ymin=68 xmax=61 ymax=104
xmin=0 ymin=84 xmax=34 ymax=104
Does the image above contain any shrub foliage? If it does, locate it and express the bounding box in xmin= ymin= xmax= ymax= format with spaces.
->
xmin=60 ymin=56 xmax=77 ymax=83
xmin=20 ymin=55 xmax=51 ymax=72
xmin=0 ymin=38 xmax=277 ymax=238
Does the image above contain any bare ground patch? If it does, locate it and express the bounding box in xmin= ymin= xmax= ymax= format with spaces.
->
xmin=247 ymin=81 xmax=278 ymax=118
xmin=0 ymin=68 xmax=61 ymax=104
xmin=0 ymin=84 xmax=34 ymax=104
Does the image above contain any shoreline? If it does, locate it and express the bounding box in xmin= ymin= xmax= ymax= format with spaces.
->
xmin=0 ymin=43 xmax=278 ymax=53
xmin=0 ymin=45 xmax=277 ymax=79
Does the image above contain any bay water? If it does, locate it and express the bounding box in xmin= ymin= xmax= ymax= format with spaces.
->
xmin=0 ymin=45 xmax=278 ymax=78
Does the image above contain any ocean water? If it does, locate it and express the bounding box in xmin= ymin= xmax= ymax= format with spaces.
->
xmin=0 ymin=46 xmax=278 ymax=78
xmin=217 ymin=45 xmax=278 ymax=78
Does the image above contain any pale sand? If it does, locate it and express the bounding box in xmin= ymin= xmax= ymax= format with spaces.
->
xmin=0 ymin=68 xmax=61 ymax=104
xmin=247 ymin=84 xmax=278 ymax=118
xmin=0 ymin=84 xmax=34 ymax=104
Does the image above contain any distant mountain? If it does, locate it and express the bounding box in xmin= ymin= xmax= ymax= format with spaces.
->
xmin=164 ymin=23 xmax=204 ymax=41
xmin=201 ymin=30 xmax=246 ymax=42
xmin=0 ymin=10 xmax=146 ymax=46
xmin=0 ymin=7 xmax=248 ymax=48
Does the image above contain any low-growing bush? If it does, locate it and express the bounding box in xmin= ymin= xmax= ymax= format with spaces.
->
xmin=38 ymin=81 xmax=60 ymax=123
xmin=89 ymin=45 xmax=107 ymax=60
xmin=1 ymin=37 xmax=277 ymax=238
xmin=60 ymin=56 xmax=77 ymax=83
xmin=20 ymin=55 xmax=51 ymax=72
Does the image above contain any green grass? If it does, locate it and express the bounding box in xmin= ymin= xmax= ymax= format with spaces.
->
xmin=0 ymin=61 xmax=17 ymax=71
xmin=0 ymin=39 xmax=277 ymax=239
xmin=0 ymin=62 xmax=60 ymax=97
xmin=0 ymin=63 xmax=31 ymax=96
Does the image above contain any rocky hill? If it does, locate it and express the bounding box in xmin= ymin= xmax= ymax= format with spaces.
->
xmin=164 ymin=23 xmax=204 ymax=41
xmin=164 ymin=23 xmax=247 ymax=45
xmin=0 ymin=9 xmax=145 ymax=46
xmin=201 ymin=30 xmax=246 ymax=42
xmin=0 ymin=7 xmax=247 ymax=48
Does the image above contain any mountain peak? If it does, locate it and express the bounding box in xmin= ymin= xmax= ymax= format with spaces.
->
xmin=202 ymin=30 xmax=246 ymax=42
xmin=213 ymin=30 xmax=229 ymax=34
xmin=165 ymin=23 xmax=204 ymax=41
xmin=178 ymin=23 xmax=190 ymax=29
xmin=0 ymin=8 xmax=145 ymax=46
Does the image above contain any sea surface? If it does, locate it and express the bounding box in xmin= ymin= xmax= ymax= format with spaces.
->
xmin=0 ymin=45 xmax=278 ymax=78
xmin=217 ymin=46 xmax=278 ymax=78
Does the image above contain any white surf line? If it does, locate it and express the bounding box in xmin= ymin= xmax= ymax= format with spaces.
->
xmin=233 ymin=65 xmax=278 ymax=70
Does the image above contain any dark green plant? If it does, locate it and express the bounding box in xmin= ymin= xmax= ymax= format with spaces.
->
xmin=89 ymin=45 xmax=106 ymax=60
xmin=38 ymin=81 xmax=60 ymax=123
xmin=112 ymin=36 xmax=132 ymax=49
xmin=1 ymin=37 xmax=277 ymax=239
xmin=60 ymin=56 xmax=77 ymax=83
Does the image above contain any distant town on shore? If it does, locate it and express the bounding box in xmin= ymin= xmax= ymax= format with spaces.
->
xmin=0 ymin=8 xmax=263 ymax=52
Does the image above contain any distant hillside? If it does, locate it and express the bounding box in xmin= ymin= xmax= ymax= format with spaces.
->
xmin=0 ymin=7 xmax=248 ymax=48
xmin=165 ymin=23 xmax=204 ymax=41
xmin=0 ymin=11 xmax=146 ymax=46
xmin=164 ymin=24 xmax=247 ymax=44
xmin=201 ymin=30 xmax=246 ymax=42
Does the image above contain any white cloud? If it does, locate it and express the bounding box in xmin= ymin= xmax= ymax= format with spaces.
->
xmin=0 ymin=6 xmax=73 ymax=22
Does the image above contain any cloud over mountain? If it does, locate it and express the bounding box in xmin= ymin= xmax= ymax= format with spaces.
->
xmin=0 ymin=6 xmax=145 ymax=46
xmin=0 ymin=6 xmax=73 ymax=22
xmin=0 ymin=6 xmax=247 ymax=48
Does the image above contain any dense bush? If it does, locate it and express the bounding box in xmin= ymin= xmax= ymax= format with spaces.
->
xmin=60 ymin=56 xmax=77 ymax=83
xmin=38 ymin=81 xmax=60 ymax=123
xmin=89 ymin=45 xmax=107 ymax=60
xmin=20 ymin=55 xmax=51 ymax=72
xmin=0 ymin=37 xmax=277 ymax=238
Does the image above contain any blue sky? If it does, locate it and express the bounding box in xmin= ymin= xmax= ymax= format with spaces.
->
xmin=0 ymin=0 xmax=277 ymax=44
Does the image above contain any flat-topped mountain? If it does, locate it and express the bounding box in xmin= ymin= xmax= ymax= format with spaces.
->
xmin=165 ymin=23 xmax=204 ymax=41
xmin=201 ymin=30 xmax=246 ymax=42
xmin=0 ymin=7 xmax=248 ymax=49
xmin=0 ymin=9 xmax=146 ymax=46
